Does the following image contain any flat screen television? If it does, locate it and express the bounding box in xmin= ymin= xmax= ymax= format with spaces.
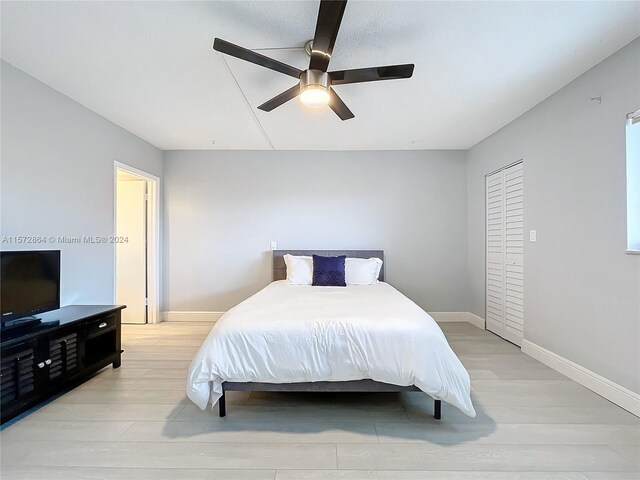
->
xmin=1 ymin=250 xmax=60 ymax=324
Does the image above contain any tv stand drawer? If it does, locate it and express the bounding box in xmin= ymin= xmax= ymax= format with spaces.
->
xmin=85 ymin=315 xmax=116 ymax=338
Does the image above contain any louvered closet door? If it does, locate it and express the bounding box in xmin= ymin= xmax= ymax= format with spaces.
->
xmin=486 ymin=170 xmax=505 ymax=337
xmin=486 ymin=162 xmax=524 ymax=346
xmin=503 ymin=163 xmax=524 ymax=345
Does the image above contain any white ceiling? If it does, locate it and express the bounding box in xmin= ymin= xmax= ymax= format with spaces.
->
xmin=1 ymin=1 xmax=638 ymax=150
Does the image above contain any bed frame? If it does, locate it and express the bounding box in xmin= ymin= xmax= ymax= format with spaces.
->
xmin=219 ymin=249 xmax=442 ymax=420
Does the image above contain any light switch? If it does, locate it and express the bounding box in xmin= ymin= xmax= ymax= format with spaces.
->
xmin=529 ymin=230 xmax=537 ymax=242
xmin=270 ymin=241 xmax=277 ymax=251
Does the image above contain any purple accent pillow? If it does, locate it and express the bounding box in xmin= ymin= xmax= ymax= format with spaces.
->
xmin=312 ymin=255 xmax=346 ymax=287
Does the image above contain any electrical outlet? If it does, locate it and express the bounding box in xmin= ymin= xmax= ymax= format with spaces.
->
xmin=529 ymin=230 xmax=537 ymax=242
xmin=270 ymin=241 xmax=277 ymax=251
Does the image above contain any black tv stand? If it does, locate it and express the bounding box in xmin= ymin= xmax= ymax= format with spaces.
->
xmin=1 ymin=305 xmax=124 ymax=424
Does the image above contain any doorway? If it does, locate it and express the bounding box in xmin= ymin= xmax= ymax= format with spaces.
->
xmin=114 ymin=162 xmax=160 ymax=324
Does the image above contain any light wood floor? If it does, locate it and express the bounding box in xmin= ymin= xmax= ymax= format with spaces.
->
xmin=1 ymin=321 xmax=638 ymax=479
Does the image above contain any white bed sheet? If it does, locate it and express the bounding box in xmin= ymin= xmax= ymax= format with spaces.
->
xmin=187 ymin=281 xmax=476 ymax=417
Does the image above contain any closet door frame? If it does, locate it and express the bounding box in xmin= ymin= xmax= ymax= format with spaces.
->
xmin=485 ymin=159 xmax=524 ymax=346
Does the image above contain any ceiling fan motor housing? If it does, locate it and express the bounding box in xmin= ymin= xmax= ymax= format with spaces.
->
xmin=299 ymin=69 xmax=331 ymax=107
xmin=300 ymin=69 xmax=330 ymax=92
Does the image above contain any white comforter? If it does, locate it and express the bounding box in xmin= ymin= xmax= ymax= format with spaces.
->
xmin=187 ymin=281 xmax=476 ymax=417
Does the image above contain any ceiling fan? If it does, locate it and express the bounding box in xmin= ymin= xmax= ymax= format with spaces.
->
xmin=213 ymin=0 xmax=414 ymax=120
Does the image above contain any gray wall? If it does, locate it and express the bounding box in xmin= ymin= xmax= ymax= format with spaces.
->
xmin=163 ymin=150 xmax=468 ymax=313
xmin=467 ymin=39 xmax=640 ymax=392
xmin=0 ymin=61 xmax=163 ymax=305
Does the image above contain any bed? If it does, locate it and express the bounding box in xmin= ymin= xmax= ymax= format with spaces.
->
xmin=187 ymin=250 xmax=475 ymax=419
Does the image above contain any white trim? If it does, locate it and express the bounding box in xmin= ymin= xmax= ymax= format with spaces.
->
xmin=522 ymin=340 xmax=640 ymax=417
xmin=161 ymin=311 xmax=225 ymax=322
xmin=163 ymin=311 xmax=486 ymax=329
xmin=485 ymin=158 xmax=524 ymax=178
xmin=114 ymin=161 xmax=161 ymax=324
xmin=430 ymin=312 xmax=466 ymax=322
xmin=164 ymin=311 xmax=489 ymax=328
xmin=465 ymin=312 xmax=486 ymax=330
xmin=430 ymin=312 xmax=486 ymax=330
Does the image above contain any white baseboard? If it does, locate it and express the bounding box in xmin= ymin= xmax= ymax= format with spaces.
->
xmin=161 ymin=311 xmax=224 ymax=322
xmin=430 ymin=312 xmax=486 ymax=330
xmin=522 ymin=340 xmax=640 ymax=417
xmin=465 ymin=312 xmax=485 ymax=329
xmin=162 ymin=310 xmax=486 ymax=329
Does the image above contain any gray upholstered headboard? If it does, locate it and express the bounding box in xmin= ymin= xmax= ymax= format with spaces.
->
xmin=272 ymin=250 xmax=385 ymax=282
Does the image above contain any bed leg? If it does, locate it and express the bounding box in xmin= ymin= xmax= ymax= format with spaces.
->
xmin=434 ymin=399 xmax=441 ymax=420
xmin=219 ymin=389 xmax=226 ymax=417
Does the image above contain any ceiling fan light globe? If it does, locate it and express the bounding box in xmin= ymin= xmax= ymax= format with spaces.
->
xmin=300 ymin=85 xmax=330 ymax=107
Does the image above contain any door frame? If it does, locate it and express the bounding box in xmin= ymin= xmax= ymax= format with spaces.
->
xmin=484 ymin=159 xmax=523 ymax=343
xmin=113 ymin=161 xmax=161 ymax=324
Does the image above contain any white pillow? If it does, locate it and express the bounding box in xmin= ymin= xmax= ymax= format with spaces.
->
xmin=283 ymin=254 xmax=313 ymax=285
xmin=345 ymin=257 xmax=383 ymax=285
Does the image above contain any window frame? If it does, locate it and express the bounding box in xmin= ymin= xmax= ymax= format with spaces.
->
xmin=626 ymin=109 xmax=640 ymax=254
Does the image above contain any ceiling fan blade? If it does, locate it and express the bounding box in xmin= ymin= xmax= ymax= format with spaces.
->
xmin=330 ymin=64 xmax=415 ymax=85
xmin=214 ymin=38 xmax=302 ymax=79
xmin=309 ymin=0 xmax=348 ymax=72
xmin=328 ymin=88 xmax=354 ymax=120
xmin=257 ymin=84 xmax=300 ymax=112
